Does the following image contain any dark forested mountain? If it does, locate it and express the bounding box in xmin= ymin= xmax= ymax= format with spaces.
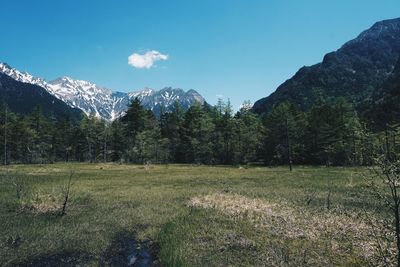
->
xmin=0 ymin=63 xmax=206 ymax=120
xmin=0 ymin=73 xmax=83 ymax=121
xmin=253 ymin=17 xmax=400 ymax=115
xmin=362 ymin=57 xmax=400 ymax=129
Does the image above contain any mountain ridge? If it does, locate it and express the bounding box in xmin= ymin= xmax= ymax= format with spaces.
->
xmin=252 ymin=17 xmax=400 ymax=115
xmin=0 ymin=63 xmax=206 ymax=120
xmin=0 ymin=72 xmax=83 ymax=121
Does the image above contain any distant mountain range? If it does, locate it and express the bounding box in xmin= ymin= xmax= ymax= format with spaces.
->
xmin=253 ymin=17 xmax=400 ymax=116
xmin=3 ymin=17 xmax=400 ymax=124
xmin=0 ymin=63 xmax=205 ymax=120
xmin=0 ymin=72 xmax=83 ymax=122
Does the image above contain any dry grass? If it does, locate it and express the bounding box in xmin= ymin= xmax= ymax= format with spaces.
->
xmin=18 ymin=192 xmax=62 ymax=215
xmin=188 ymin=193 xmax=390 ymax=263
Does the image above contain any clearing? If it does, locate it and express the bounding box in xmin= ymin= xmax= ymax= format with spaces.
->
xmin=0 ymin=164 xmax=389 ymax=266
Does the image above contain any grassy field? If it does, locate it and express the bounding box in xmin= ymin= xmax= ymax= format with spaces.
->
xmin=0 ymin=163 xmax=391 ymax=266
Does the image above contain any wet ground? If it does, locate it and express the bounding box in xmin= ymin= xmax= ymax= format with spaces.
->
xmin=11 ymin=232 xmax=159 ymax=267
xmin=101 ymin=232 xmax=160 ymax=267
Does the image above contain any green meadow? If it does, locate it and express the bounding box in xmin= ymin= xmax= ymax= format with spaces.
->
xmin=0 ymin=164 xmax=388 ymax=266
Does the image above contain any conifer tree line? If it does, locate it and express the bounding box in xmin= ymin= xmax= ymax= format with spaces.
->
xmin=0 ymin=97 xmax=398 ymax=166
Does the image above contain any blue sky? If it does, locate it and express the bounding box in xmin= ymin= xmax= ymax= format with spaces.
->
xmin=1 ymin=0 xmax=399 ymax=109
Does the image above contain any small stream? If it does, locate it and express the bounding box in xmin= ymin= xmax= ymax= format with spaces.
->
xmin=102 ymin=232 xmax=158 ymax=267
xmin=125 ymin=238 xmax=154 ymax=267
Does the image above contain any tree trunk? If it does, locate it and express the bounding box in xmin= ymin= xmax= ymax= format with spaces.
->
xmin=104 ymin=140 xmax=107 ymax=163
xmin=89 ymin=142 xmax=93 ymax=163
xmin=4 ymin=107 xmax=7 ymax=165
xmin=285 ymin=117 xmax=293 ymax=172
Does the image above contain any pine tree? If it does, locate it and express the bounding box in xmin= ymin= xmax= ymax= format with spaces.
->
xmin=181 ymin=104 xmax=214 ymax=164
xmin=262 ymin=102 xmax=306 ymax=167
xmin=231 ymin=102 xmax=264 ymax=164
xmin=160 ymin=102 xmax=184 ymax=162
xmin=120 ymin=98 xmax=147 ymax=162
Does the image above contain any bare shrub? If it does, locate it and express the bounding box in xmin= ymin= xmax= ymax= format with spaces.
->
xmin=326 ymin=177 xmax=333 ymax=210
xmin=365 ymin=156 xmax=400 ymax=266
xmin=304 ymin=189 xmax=317 ymax=206
xmin=61 ymin=170 xmax=74 ymax=216
xmin=2 ymin=170 xmax=26 ymax=200
xmin=11 ymin=175 xmax=25 ymax=200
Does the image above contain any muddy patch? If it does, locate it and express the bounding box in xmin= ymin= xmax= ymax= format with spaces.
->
xmin=10 ymin=251 xmax=94 ymax=267
xmin=101 ymin=232 xmax=160 ymax=267
xmin=10 ymin=232 xmax=159 ymax=267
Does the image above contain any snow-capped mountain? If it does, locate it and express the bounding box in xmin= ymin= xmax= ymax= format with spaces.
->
xmin=47 ymin=76 xmax=125 ymax=120
xmin=0 ymin=63 xmax=206 ymax=120
xmin=131 ymin=87 xmax=206 ymax=116
xmin=0 ymin=63 xmax=48 ymax=89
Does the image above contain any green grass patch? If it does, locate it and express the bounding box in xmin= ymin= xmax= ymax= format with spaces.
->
xmin=0 ymin=164 xmax=388 ymax=266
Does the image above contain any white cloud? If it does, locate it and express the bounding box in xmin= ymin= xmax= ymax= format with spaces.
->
xmin=128 ymin=50 xmax=168 ymax=69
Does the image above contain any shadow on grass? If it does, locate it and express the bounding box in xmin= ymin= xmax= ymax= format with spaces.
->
xmin=10 ymin=231 xmax=160 ymax=267
xmin=100 ymin=231 xmax=160 ymax=267
xmin=10 ymin=251 xmax=95 ymax=267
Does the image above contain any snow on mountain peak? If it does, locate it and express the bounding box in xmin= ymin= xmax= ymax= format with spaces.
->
xmin=47 ymin=76 xmax=119 ymax=120
xmin=0 ymin=62 xmax=206 ymax=121
xmin=0 ymin=62 xmax=48 ymax=89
